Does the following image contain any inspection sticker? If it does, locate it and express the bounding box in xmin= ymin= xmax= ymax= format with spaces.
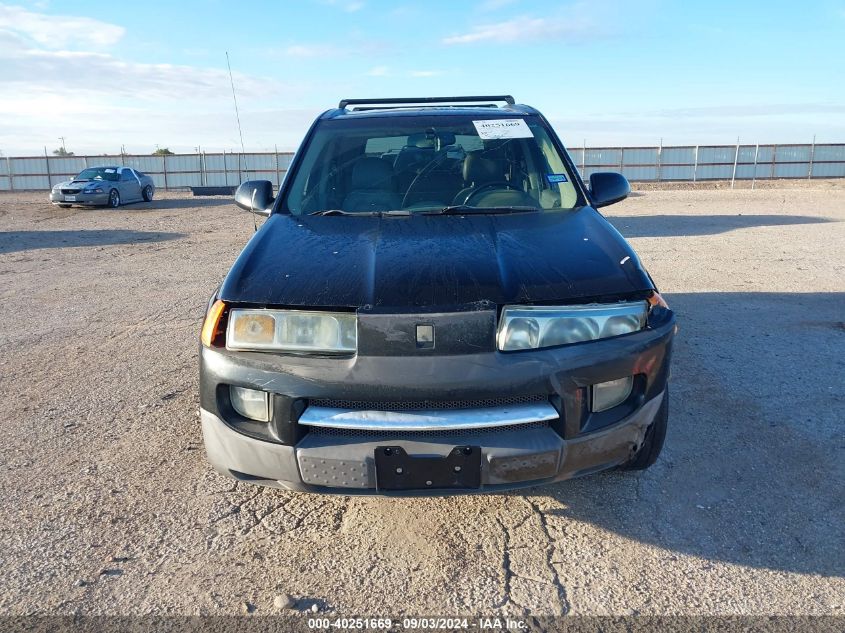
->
xmin=472 ymin=119 xmax=534 ymax=140
xmin=546 ymin=173 xmax=568 ymax=184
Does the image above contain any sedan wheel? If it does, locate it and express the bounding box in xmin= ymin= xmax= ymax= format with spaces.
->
xmin=108 ymin=189 xmax=120 ymax=208
xmin=142 ymin=185 xmax=154 ymax=202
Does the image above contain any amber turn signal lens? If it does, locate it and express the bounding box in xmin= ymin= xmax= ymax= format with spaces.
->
xmin=201 ymin=299 xmax=227 ymax=347
xmin=647 ymin=291 xmax=669 ymax=309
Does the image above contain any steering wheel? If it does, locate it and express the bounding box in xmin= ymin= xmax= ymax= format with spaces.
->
xmin=458 ymin=181 xmax=520 ymax=206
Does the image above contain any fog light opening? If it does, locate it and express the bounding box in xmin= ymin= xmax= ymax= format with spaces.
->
xmin=591 ymin=376 xmax=633 ymax=413
xmin=229 ymin=386 xmax=270 ymax=422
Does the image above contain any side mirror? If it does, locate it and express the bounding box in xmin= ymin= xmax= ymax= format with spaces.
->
xmin=234 ymin=180 xmax=274 ymax=216
xmin=589 ymin=172 xmax=630 ymax=208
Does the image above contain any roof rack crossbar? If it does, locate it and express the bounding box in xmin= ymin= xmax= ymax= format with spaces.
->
xmin=338 ymin=95 xmax=515 ymax=109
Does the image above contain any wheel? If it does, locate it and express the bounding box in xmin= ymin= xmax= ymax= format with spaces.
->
xmin=620 ymin=389 xmax=668 ymax=470
xmin=108 ymin=189 xmax=120 ymax=208
xmin=142 ymin=185 xmax=153 ymax=202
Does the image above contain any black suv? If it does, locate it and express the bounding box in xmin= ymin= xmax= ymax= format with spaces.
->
xmin=199 ymin=96 xmax=675 ymax=495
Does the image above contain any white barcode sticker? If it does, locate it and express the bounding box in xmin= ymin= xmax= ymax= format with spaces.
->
xmin=472 ymin=119 xmax=534 ymax=140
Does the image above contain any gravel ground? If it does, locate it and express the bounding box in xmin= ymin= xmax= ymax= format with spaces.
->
xmin=0 ymin=183 xmax=842 ymax=619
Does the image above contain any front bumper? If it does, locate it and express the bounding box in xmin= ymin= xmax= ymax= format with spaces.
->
xmin=198 ymin=307 xmax=674 ymax=495
xmin=50 ymin=191 xmax=109 ymax=205
xmin=201 ymin=390 xmax=664 ymax=495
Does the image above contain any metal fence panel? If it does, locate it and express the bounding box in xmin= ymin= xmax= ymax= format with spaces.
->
xmin=123 ymin=156 xmax=165 ymax=172
xmin=661 ymin=165 xmax=696 ymax=180
xmin=585 ymin=149 xmax=622 ymax=166
xmin=696 ymin=164 xmax=734 ymax=180
xmin=811 ymin=145 xmax=845 ymax=161
xmin=775 ymin=145 xmax=812 ymax=162
xmin=697 ymin=146 xmax=737 ymax=164
xmin=10 ymin=157 xmax=48 ymax=175
xmin=811 ymin=162 xmax=845 ymax=178
xmin=621 ymin=165 xmax=658 ymax=181
xmin=660 ymin=147 xmax=695 ymax=164
xmin=1 ymin=146 xmax=842 ymax=191
xmin=622 ymin=148 xmax=658 ymax=165
xmin=773 ymin=163 xmax=809 ymax=178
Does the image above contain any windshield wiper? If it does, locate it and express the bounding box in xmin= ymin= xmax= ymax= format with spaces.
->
xmin=308 ymin=209 xmax=411 ymax=217
xmin=423 ymin=205 xmax=540 ymax=216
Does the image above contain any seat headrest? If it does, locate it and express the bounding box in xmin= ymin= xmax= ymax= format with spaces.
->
xmin=351 ymin=157 xmax=395 ymax=191
xmin=463 ymin=153 xmax=504 ymax=184
xmin=407 ymin=133 xmax=435 ymax=149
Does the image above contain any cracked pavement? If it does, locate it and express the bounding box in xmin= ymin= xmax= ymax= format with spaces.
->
xmin=0 ymin=184 xmax=842 ymax=617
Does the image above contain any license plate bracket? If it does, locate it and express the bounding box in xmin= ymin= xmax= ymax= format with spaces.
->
xmin=375 ymin=445 xmax=482 ymax=491
xmin=64 ymin=195 xmax=76 ymax=201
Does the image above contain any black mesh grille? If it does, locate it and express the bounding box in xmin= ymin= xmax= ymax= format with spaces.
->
xmin=309 ymin=394 xmax=548 ymax=411
xmin=61 ymin=188 xmax=81 ymax=194
xmin=308 ymin=420 xmax=550 ymax=440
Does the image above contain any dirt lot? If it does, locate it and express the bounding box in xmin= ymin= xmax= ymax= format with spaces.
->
xmin=0 ymin=183 xmax=843 ymax=620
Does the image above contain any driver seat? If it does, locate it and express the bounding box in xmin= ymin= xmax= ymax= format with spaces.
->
xmin=342 ymin=157 xmax=402 ymax=212
xmin=453 ymin=153 xmax=506 ymax=204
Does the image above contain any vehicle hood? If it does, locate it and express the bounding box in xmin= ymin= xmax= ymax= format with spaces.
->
xmin=219 ymin=207 xmax=654 ymax=309
xmin=55 ymin=179 xmax=103 ymax=188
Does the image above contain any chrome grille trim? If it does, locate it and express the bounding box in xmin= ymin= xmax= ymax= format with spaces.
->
xmin=298 ymin=402 xmax=559 ymax=432
xmin=309 ymin=394 xmax=547 ymax=411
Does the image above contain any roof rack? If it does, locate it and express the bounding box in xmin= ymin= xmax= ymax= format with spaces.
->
xmin=338 ymin=95 xmax=516 ymax=109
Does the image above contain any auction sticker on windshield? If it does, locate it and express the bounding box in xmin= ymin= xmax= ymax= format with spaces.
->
xmin=472 ymin=119 xmax=534 ymax=140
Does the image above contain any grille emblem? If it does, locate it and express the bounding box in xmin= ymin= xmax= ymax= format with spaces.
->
xmin=415 ymin=324 xmax=435 ymax=349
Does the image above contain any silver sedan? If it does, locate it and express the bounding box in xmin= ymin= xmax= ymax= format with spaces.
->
xmin=50 ymin=166 xmax=156 ymax=208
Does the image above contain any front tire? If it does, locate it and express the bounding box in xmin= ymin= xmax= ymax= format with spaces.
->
xmin=620 ymin=389 xmax=668 ymax=470
xmin=142 ymin=185 xmax=153 ymax=202
xmin=108 ymin=189 xmax=120 ymax=208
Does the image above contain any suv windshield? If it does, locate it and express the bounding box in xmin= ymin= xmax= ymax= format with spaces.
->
xmin=76 ymin=167 xmax=119 ymax=182
xmin=282 ymin=114 xmax=581 ymax=216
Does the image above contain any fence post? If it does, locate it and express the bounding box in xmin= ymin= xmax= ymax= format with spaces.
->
xmin=656 ymin=139 xmax=662 ymax=182
xmin=238 ymin=152 xmax=242 ymax=184
xmin=693 ymin=145 xmax=699 ymax=182
xmin=7 ymin=156 xmax=13 ymax=191
xmin=808 ymin=135 xmax=816 ymax=179
xmin=44 ymin=147 xmax=52 ymax=188
xmin=751 ymin=143 xmax=759 ymax=190
xmin=163 ymin=153 xmax=168 ymax=190
xmin=730 ymin=137 xmax=740 ymax=189
xmin=275 ymin=144 xmax=281 ymax=188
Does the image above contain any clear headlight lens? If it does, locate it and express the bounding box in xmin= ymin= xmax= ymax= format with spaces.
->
xmin=497 ymin=302 xmax=647 ymax=351
xmin=226 ymin=309 xmax=357 ymax=353
xmin=229 ymin=386 xmax=269 ymax=421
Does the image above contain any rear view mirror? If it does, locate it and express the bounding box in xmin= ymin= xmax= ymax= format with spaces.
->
xmin=234 ymin=180 xmax=274 ymax=216
xmin=589 ymin=172 xmax=630 ymax=208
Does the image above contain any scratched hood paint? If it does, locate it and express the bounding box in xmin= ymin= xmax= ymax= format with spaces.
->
xmin=219 ymin=208 xmax=654 ymax=309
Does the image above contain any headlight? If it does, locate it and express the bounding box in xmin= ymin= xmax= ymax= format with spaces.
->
xmin=226 ymin=309 xmax=357 ymax=353
xmin=86 ymin=187 xmax=104 ymax=193
xmin=497 ymin=301 xmax=647 ymax=351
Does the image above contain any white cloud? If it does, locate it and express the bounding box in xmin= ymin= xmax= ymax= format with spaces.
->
xmin=443 ymin=13 xmax=593 ymax=44
xmin=0 ymin=2 xmax=125 ymax=49
xmin=366 ymin=65 xmax=390 ymax=76
xmin=284 ymin=43 xmax=340 ymax=58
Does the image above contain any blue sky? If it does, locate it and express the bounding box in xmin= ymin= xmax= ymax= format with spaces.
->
xmin=1 ymin=0 xmax=844 ymax=154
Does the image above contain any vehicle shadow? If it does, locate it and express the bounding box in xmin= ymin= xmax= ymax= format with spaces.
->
xmin=129 ymin=198 xmax=234 ymax=210
xmin=604 ymin=214 xmax=834 ymax=237
xmin=514 ymin=291 xmax=845 ymax=577
xmin=0 ymin=230 xmax=186 ymax=254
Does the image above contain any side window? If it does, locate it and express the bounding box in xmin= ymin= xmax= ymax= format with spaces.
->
xmin=121 ymin=169 xmax=135 ymax=181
